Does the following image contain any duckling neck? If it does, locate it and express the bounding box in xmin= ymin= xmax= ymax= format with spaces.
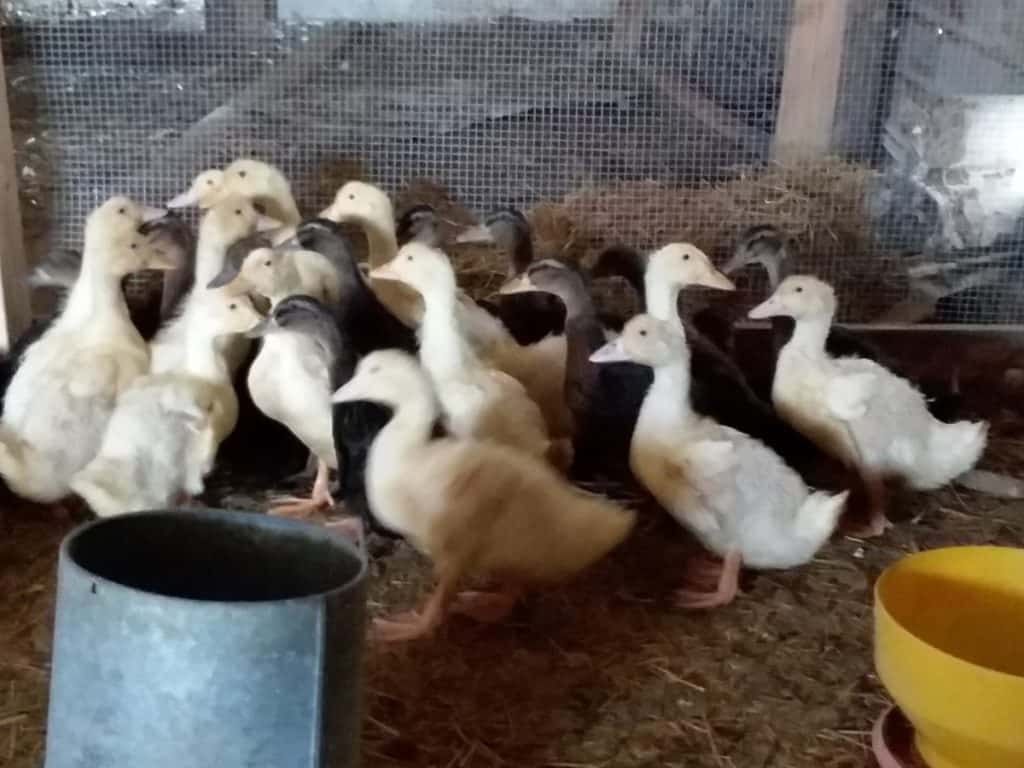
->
xmin=194 ymin=233 xmax=230 ymax=288
xmin=787 ymin=315 xmax=831 ymax=357
xmin=372 ymin=388 xmax=437 ymax=463
xmin=58 ymin=255 xmax=130 ymax=329
xmin=360 ymin=217 xmax=398 ymax=268
xmin=644 ymin=274 xmax=680 ymax=326
xmin=419 ymin=286 xmax=476 ymax=379
xmin=183 ymin=309 xmax=228 ymax=382
xmin=269 ymin=258 xmax=303 ymax=305
xmin=642 ymin=360 xmax=697 ymax=432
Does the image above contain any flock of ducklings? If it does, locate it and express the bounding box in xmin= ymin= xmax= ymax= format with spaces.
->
xmin=1 ymin=159 xmax=988 ymax=642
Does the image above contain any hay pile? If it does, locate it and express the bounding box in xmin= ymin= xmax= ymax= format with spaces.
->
xmin=392 ymin=159 xmax=907 ymax=323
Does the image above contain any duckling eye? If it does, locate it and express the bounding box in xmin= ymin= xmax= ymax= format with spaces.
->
xmin=229 ymin=303 xmax=237 ymax=310
xmin=795 ymin=286 xmax=803 ymax=293
xmin=238 ymin=171 xmax=247 ymax=179
xmin=234 ymin=209 xmax=242 ymax=216
xmin=130 ymin=242 xmax=138 ymax=250
xmin=369 ymin=366 xmax=380 ymax=374
xmin=682 ymin=253 xmax=690 ymax=261
xmin=264 ymin=259 xmax=272 ymax=267
xmin=348 ymin=193 xmax=355 ymax=201
xmin=118 ymin=207 xmax=126 ymax=215
xmin=206 ymin=179 xmax=214 ymax=186
xmin=639 ymin=329 xmax=648 ymax=337
xmin=406 ymin=255 xmax=414 ymax=262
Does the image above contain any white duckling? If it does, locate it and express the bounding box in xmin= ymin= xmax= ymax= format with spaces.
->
xmin=591 ymin=314 xmax=849 ymax=609
xmin=167 ymin=158 xmax=302 ymax=226
xmin=332 ymin=349 xmax=635 ymax=642
xmin=371 ymin=243 xmax=560 ymax=464
xmin=70 ymin=291 xmax=264 ymax=516
xmin=0 ymin=197 xmax=177 ymax=503
xmin=749 ymin=276 xmax=988 ymax=536
xmin=149 ymin=196 xmax=280 ymax=374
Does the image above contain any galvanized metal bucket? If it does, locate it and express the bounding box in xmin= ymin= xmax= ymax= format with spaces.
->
xmin=44 ymin=509 xmax=368 ymax=768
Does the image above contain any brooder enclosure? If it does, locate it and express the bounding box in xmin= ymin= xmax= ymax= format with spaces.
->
xmin=1 ymin=0 xmax=1024 ymax=766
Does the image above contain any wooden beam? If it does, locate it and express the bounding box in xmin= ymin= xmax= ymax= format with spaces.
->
xmin=0 ymin=42 xmax=29 ymax=351
xmin=773 ymin=0 xmax=852 ymax=162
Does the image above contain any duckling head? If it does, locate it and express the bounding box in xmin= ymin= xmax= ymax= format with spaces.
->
xmin=166 ymin=169 xmax=225 ymax=209
xmin=200 ymin=290 xmax=266 ymax=338
xmin=370 ymin=242 xmax=456 ymax=298
xmin=218 ymin=159 xmax=296 ymax=222
xmin=500 ymin=258 xmax=588 ymax=314
xmin=320 ymin=181 xmax=395 ymax=230
xmin=457 ymin=208 xmax=532 ymax=276
xmin=100 ymin=226 xmax=181 ymax=277
xmin=589 ymin=313 xmax=687 ymax=369
xmin=199 ymin=196 xmax=283 ymax=249
xmin=396 ymin=204 xmax=442 ymax=247
xmin=206 ymin=232 xmax=274 ymax=292
xmin=331 ymin=349 xmax=428 ymax=409
xmin=721 ymin=224 xmax=789 ymax=288
xmin=748 ymin=275 xmax=837 ymax=321
xmin=647 ymin=243 xmax=735 ymax=292
xmin=84 ymin=195 xmax=171 ymax=248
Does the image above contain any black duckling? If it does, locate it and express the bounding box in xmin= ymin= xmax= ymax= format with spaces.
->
xmin=457 ymin=207 xmax=567 ymax=345
xmin=396 ymin=203 xmax=444 ymax=247
xmin=500 ymin=259 xmax=650 ymax=484
xmin=723 ymin=224 xmax=962 ymax=419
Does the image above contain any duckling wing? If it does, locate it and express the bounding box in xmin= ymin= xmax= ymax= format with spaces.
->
xmin=825 ymin=370 xmax=879 ymax=421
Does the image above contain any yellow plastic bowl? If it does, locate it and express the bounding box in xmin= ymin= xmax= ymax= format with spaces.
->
xmin=874 ymin=546 xmax=1024 ymax=768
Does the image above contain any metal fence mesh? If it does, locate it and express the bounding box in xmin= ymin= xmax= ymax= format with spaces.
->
xmin=5 ymin=0 xmax=1024 ymax=324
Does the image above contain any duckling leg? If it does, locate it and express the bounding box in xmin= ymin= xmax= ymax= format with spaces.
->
xmin=269 ymin=460 xmax=336 ymax=518
xmin=675 ymin=550 xmax=742 ymax=610
xmin=373 ymin=567 xmax=460 ymax=643
xmin=449 ymin=583 xmax=524 ymax=623
xmin=851 ymin=472 xmax=891 ymax=538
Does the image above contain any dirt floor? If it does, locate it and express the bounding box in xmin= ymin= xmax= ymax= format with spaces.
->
xmin=3 ymin=439 xmax=1022 ymax=768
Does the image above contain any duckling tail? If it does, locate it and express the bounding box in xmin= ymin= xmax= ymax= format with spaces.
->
xmin=794 ymin=489 xmax=848 ymax=549
xmin=556 ymin=489 xmax=637 ymax=569
xmin=910 ymin=419 xmax=988 ymax=490
xmin=70 ymin=459 xmax=136 ymax=518
xmin=0 ymin=427 xmax=52 ymax=502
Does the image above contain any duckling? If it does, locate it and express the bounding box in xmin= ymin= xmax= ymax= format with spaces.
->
xmin=319 ymin=181 xmax=425 ymax=328
xmin=396 ymin=203 xmax=444 ymax=247
xmin=70 ymin=292 xmax=264 ymax=516
xmin=590 ymin=314 xmax=848 ymax=609
xmin=206 ymin=232 xmax=341 ymax=307
xmin=749 ymin=276 xmax=988 ymax=536
xmin=500 ymin=259 xmax=651 ymax=483
xmin=220 ymin=240 xmax=344 ymax=519
xmin=371 ymin=242 xmax=559 ymax=464
xmin=149 ymin=197 xmax=280 ymax=374
xmin=289 ymin=218 xmax=417 ymax=356
xmin=248 ymin=294 xmax=411 ymax=540
xmin=592 ymin=244 xmax=735 ymax=352
xmin=26 ymin=213 xmax=198 ymax=337
xmin=457 ymin=208 xmax=566 ymax=345
xmin=167 ymin=159 xmax=302 ymax=226
xmin=324 ymin=186 xmax=571 ymax=435
xmin=0 ymin=197 xmax=179 ymax=503
xmin=723 ymin=224 xmax=962 ymax=418
xmin=331 ymin=349 xmax=635 ymax=642
xmin=599 ymin=242 xmax=836 ymax=483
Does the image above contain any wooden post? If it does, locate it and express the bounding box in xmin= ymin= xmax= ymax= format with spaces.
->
xmin=0 ymin=42 xmax=29 ymax=351
xmin=773 ymin=0 xmax=852 ymax=162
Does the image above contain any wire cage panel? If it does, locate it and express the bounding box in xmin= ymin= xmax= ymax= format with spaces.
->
xmin=4 ymin=0 xmax=1024 ymax=324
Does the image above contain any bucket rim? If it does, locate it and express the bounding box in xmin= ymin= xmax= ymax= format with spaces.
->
xmin=59 ymin=507 xmax=368 ymax=606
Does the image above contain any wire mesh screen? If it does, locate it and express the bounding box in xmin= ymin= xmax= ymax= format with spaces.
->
xmin=4 ymin=0 xmax=1024 ymax=324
